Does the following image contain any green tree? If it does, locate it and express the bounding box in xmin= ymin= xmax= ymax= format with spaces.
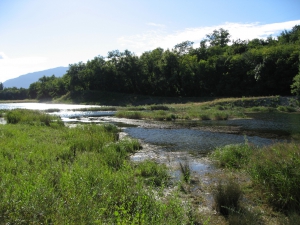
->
xmin=206 ymin=28 xmax=231 ymax=47
xmin=174 ymin=41 xmax=194 ymax=55
xmin=0 ymin=82 xmax=3 ymax=91
xmin=291 ymin=58 xmax=300 ymax=96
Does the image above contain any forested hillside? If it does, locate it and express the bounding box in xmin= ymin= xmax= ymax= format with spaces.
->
xmin=1 ymin=25 xmax=300 ymax=101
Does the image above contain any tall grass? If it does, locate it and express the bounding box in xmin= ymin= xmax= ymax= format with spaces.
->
xmin=248 ymin=142 xmax=300 ymax=211
xmin=0 ymin=110 xmax=190 ymax=224
xmin=211 ymin=141 xmax=300 ymax=212
xmin=213 ymin=180 xmax=242 ymax=217
xmin=5 ymin=109 xmax=64 ymax=127
xmin=135 ymin=160 xmax=170 ymax=186
xmin=211 ymin=143 xmax=255 ymax=169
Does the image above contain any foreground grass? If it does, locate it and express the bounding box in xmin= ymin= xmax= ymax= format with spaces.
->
xmin=0 ymin=110 xmax=191 ymax=224
xmin=210 ymin=142 xmax=300 ymax=223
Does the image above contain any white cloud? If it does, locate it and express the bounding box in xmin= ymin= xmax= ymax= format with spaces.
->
xmin=118 ymin=20 xmax=300 ymax=54
xmin=0 ymin=52 xmax=9 ymax=60
xmin=0 ymin=53 xmax=48 ymax=82
xmin=147 ymin=22 xmax=165 ymax=28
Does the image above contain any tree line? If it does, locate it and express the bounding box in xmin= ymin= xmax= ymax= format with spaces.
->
xmin=1 ymin=25 xmax=300 ymax=101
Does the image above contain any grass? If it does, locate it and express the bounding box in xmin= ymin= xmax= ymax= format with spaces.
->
xmin=211 ymin=141 xmax=300 ymax=214
xmin=248 ymin=142 xmax=300 ymax=211
xmin=213 ymin=180 xmax=242 ymax=217
xmin=0 ymin=109 xmax=192 ymax=224
xmin=61 ymin=95 xmax=298 ymax=123
xmin=179 ymin=161 xmax=191 ymax=183
xmin=277 ymin=106 xmax=297 ymax=112
xmin=210 ymin=142 xmax=255 ymax=169
xmin=135 ymin=160 xmax=170 ymax=186
xmin=5 ymin=109 xmax=64 ymax=127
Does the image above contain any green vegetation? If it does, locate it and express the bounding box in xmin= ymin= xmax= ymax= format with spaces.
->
xmin=211 ymin=143 xmax=255 ymax=169
xmin=210 ymin=142 xmax=300 ymax=221
xmin=179 ymin=161 xmax=191 ymax=183
xmin=248 ymin=143 xmax=300 ymax=211
xmin=0 ymin=109 xmax=192 ymax=224
xmin=5 ymin=109 xmax=64 ymax=126
xmin=112 ymin=96 xmax=299 ymax=122
xmin=213 ymin=180 xmax=242 ymax=217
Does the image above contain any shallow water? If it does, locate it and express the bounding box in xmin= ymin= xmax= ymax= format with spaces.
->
xmin=125 ymin=127 xmax=277 ymax=154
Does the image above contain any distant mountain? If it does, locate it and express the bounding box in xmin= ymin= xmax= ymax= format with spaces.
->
xmin=3 ymin=67 xmax=69 ymax=88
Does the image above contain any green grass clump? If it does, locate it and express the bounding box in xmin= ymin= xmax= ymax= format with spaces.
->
xmin=115 ymin=111 xmax=143 ymax=119
xmin=212 ymin=112 xmax=229 ymax=120
xmin=150 ymin=105 xmax=170 ymax=111
xmin=0 ymin=110 xmax=189 ymax=224
xmin=135 ymin=160 xmax=170 ymax=186
xmin=72 ymin=106 xmax=117 ymax=111
xmin=179 ymin=161 xmax=191 ymax=183
xmin=246 ymin=106 xmax=275 ymax=113
xmin=277 ymin=106 xmax=297 ymax=112
xmin=211 ymin=143 xmax=255 ymax=169
xmin=248 ymin=142 xmax=300 ymax=211
xmin=213 ymin=180 xmax=242 ymax=217
xmin=5 ymin=109 xmax=63 ymax=126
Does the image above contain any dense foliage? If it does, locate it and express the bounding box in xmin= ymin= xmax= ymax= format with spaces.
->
xmin=2 ymin=25 xmax=300 ymax=100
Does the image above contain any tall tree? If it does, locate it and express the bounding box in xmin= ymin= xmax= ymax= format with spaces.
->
xmin=206 ymin=28 xmax=231 ymax=47
xmin=0 ymin=82 xmax=3 ymax=91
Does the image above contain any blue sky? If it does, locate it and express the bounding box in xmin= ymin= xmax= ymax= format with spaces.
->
xmin=1 ymin=0 xmax=300 ymax=82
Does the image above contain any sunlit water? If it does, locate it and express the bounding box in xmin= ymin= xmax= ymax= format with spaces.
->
xmin=0 ymin=103 xmax=115 ymax=120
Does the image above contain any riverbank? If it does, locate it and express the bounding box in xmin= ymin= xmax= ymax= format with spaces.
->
xmin=1 ymin=102 xmax=300 ymax=224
